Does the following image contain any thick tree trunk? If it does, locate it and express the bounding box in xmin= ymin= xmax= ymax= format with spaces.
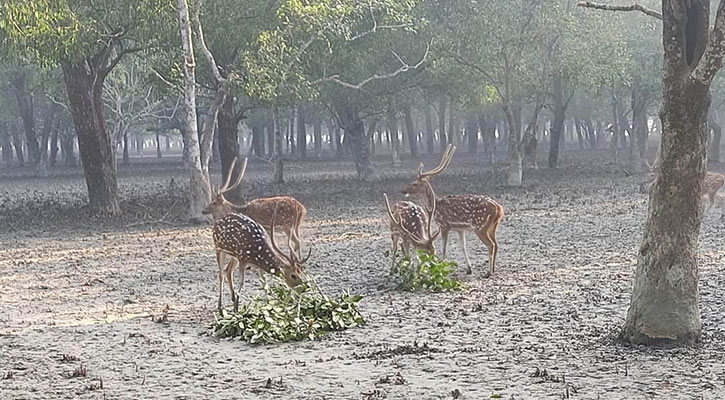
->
xmin=251 ymin=123 xmax=264 ymax=157
xmin=297 ymin=106 xmax=307 ymax=159
xmin=404 ymin=106 xmax=418 ymax=158
xmin=218 ymin=95 xmax=240 ymax=183
xmin=523 ymin=104 xmax=543 ymax=169
xmin=61 ymin=132 xmax=77 ymax=167
xmin=465 ymin=115 xmax=478 ymax=155
xmin=548 ymin=103 xmax=566 ymax=169
xmin=425 ymin=105 xmax=434 ymax=154
xmin=438 ymin=97 xmax=447 ymax=152
xmin=177 ymin=0 xmax=211 ymax=223
xmin=504 ymin=102 xmax=523 ymax=186
xmin=273 ymin=108 xmax=284 ymax=183
xmin=630 ymin=89 xmax=649 ymax=174
xmin=337 ymin=103 xmax=373 ymax=178
xmin=61 ymin=60 xmax=120 ymax=215
xmin=621 ymin=0 xmax=712 ymax=346
xmin=709 ymin=108 xmax=722 ymax=162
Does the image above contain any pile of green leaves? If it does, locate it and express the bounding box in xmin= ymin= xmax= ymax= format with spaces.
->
xmin=390 ymin=250 xmax=462 ymax=292
xmin=213 ymin=280 xmax=365 ymax=344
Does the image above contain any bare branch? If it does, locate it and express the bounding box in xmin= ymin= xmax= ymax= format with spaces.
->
xmin=311 ymin=40 xmax=431 ymax=91
xmin=576 ymin=1 xmax=662 ymax=20
xmin=347 ymin=7 xmax=412 ymax=42
xmin=692 ymin=0 xmax=725 ymax=85
xmin=151 ymin=68 xmax=183 ymax=94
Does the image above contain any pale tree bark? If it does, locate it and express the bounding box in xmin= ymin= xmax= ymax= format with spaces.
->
xmin=581 ymin=0 xmax=725 ymax=346
xmin=177 ymin=0 xmax=211 ymax=223
xmin=708 ymin=107 xmax=721 ymax=162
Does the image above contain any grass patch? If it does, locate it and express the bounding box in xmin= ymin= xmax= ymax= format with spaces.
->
xmin=390 ymin=250 xmax=462 ymax=292
xmin=213 ymin=279 xmax=365 ymax=344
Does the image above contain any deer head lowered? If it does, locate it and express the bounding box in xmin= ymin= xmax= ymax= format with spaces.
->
xmin=212 ymin=204 xmax=309 ymax=312
xmin=384 ymin=181 xmax=440 ymax=257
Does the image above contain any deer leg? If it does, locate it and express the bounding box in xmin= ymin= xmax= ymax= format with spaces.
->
xmin=225 ymin=261 xmax=238 ymax=312
xmin=236 ymin=262 xmax=247 ymax=303
xmin=475 ymin=229 xmax=496 ymax=278
xmin=441 ymin=230 xmax=450 ymax=259
xmin=216 ymin=251 xmax=224 ymax=312
xmin=458 ymin=231 xmax=472 ymax=275
xmin=391 ymin=234 xmax=399 ymax=260
xmin=402 ymin=240 xmax=410 ymax=257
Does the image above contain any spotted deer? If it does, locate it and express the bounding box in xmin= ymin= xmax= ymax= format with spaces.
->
xmin=212 ymin=206 xmax=309 ymax=312
xmin=642 ymin=158 xmax=724 ymax=210
xmin=402 ymin=144 xmax=504 ymax=277
xmin=383 ymin=181 xmax=440 ymax=258
xmin=203 ymin=157 xmax=307 ymax=257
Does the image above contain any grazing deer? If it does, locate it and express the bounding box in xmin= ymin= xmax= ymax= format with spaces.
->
xmin=212 ymin=206 xmax=309 ymax=312
xmin=642 ymin=158 xmax=724 ymax=210
xmin=383 ymin=181 xmax=440 ymax=258
xmin=402 ymin=145 xmax=504 ymax=277
xmin=203 ymin=157 xmax=307 ymax=257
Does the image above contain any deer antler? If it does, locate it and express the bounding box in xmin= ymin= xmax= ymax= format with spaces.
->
xmin=419 ymin=144 xmax=456 ymax=178
xmin=220 ymin=157 xmax=248 ymax=194
xmin=269 ymin=204 xmax=293 ymax=266
xmin=424 ymin=181 xmax=440 ymax=239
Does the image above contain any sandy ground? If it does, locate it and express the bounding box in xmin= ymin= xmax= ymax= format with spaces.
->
xmin=1 ymin=152 xmax=725 ymax=400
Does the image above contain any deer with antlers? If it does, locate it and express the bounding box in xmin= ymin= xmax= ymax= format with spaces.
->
xmin=643 ymin=157 xmax=724 ymax=211
xmin=212 ymin=206 xmax=309 ymax=312
xmin=203 ymin=157 xmax=307 ymax=257
xmin=402 ymin=145 xmax=504 ymax=277
xmin=383 ymin=181 xmax=440 ymax=258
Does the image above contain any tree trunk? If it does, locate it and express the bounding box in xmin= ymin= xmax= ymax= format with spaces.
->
xmin=177 ymin=0 xmax=211 ymax=223
xmin=709 ymin=108 xmax=722 ymax=162
xmin=523 ymin=104 xmax=543 ymax=169
xmin=0 ymin=123 xmax=13 ymax=166
xmin=404 ymin=106 xmax=418 ymax=158
xmin=49 ymin=125 xmax=59 ymax=166
xmin=336 ymin=103 xmax=373 ymax=178
xmin=438 ymin=97 xmax=447 ymax=152
xmin=273 ymin=108 xmax=284 ymax=183
xmin=331 ymin=118 xmax=344 ymax=159
xmin=218 ymin=95 xmax=240 ymax=184
xmin=504 ymin=102 xmax=523 ymax=186
xmin=621 ymin=0 xmax=714 ymax=346
xmin=367 ymin=118 xmax=378 ymax=157
xmin=251 ymin=123 xmax=264 ymax=157
xmin=10 ymin=72 xmax=41 ymax=165
xmin=61 ymin=60 xmax=120 ymax=215
xmin=548 ymin=102 xmax=566 ymax=169
xmin=610 ymin=93 xmax=621 ymax=163
xmin=387 ymin=108 xmax=400 ymax=164
xmin=156 ymin=131 xmax=162 ymax=158
xmin=267 ymin=115 xmax=275 ymax=158
xmin=448 ymin=100 xmax=458 ymax=146
xmin=314 ymin=120 xmax=322 ymax=153
xmin=122 ymin=131 xmax=130 ymax=165
xmin=61 ymin=132 xmax=76 ymax=167
xmin=297 ymin=106 xmax=307 ymax=159
xmin=465 ymin=115 xmax=478 ymax=155
xmin=478 ymin=112 xmax=495 ymax=164
xmin=425 ymin=105 xmax=434 ymax=154
xmin=630 ymin=89 xmax=648 ymax=174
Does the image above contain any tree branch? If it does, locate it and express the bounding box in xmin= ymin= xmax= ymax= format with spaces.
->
xmin=576 ymin=1 xmax=662 ymax=20
xmin=192 ymin=0 xmax=227 ymax=84
xmin=347 ymin=6 xmax=412 ymax=42
xmin=692 ymin=0 xmax=725 ymax=86
xmin=311 ymin=40 xmax=431 ymax=90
